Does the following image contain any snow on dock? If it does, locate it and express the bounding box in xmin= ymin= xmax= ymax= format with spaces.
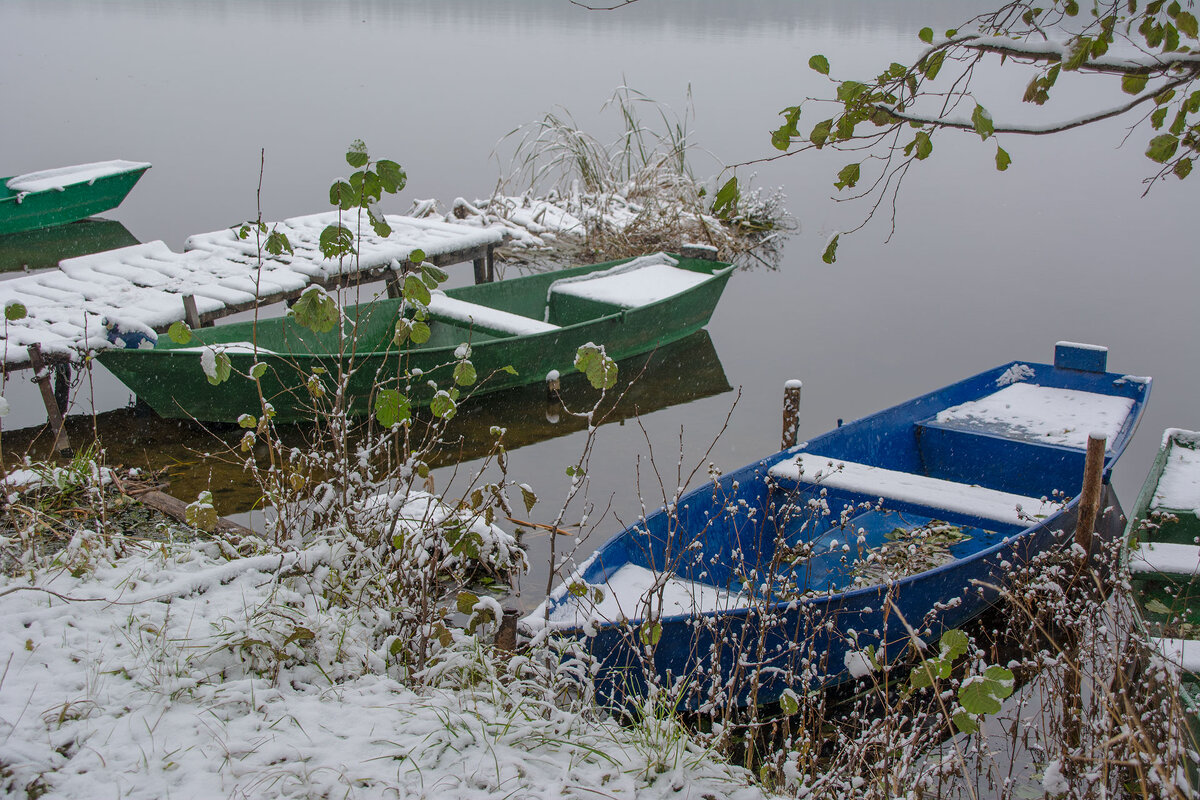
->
xmin=0 ymin=209 xmax=504 ymax=369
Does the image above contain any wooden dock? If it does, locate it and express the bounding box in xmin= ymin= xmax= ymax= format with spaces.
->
xmin=0 ymin=209 xmax=504 ymax=371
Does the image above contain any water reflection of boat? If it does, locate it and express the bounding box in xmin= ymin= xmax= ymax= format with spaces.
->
xmin=0 ymin=218 xmax=139 ymax=274
xmin=433 ymin=329 xmax=731 ymax=464
xmin=9 ymin=330 xmax=729 ymax=513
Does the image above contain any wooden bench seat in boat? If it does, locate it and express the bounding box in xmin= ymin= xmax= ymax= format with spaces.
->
xmin=426 ymin=292 xmax=560 ymax=337
xmin=1129 ymin=541 xmax=1200 ymax=579
xmin=768 ymin=452 xmax=1052 ymax=527
xmin=547 ymin=253 xmax=712 ymax=326
xmin=914 ymin=382 xmax=1137 ymax=497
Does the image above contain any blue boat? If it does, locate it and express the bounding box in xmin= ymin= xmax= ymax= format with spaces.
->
xmin=523 ymin=343 xmax=1150 ymax=710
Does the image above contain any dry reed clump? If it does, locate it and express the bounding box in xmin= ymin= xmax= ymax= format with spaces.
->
xmin=483 ymin=86 xmax=794 ymax=266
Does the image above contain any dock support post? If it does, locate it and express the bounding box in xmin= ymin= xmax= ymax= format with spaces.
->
xmin=27 ymin=343 xmax=71 ymax=455
xmin=1074 ymin=433 xmax=1107 ymax=555
xmin=781 ymin=380 xmax=802 ymax=449
xmin=473 ymin=256 xmax=489 ymax=285
xmin=182 ymin=294 xmax=202 ymax=330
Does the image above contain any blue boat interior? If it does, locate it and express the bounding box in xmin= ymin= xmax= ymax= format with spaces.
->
xmin=563 ymin=346 xmax=1150 ymax=621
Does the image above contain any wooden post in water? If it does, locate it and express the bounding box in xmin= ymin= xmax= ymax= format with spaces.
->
xmin=781 ymin=380 xmax=802 ymax=449
xmin=1074 ymin=433 xmax=1107 ymax=555
xmin=27 ymin=343 xmax=70 ymax=454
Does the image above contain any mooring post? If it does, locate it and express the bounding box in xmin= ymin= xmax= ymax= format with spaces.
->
xmin=473 ymin=255 xmax=489 ymax=285
xmin=781 ymin=379 xmax=802 ymax=449
xmin=182 ymin=294 xmax=202 ymax=330
xmin=27 ymin=343 xmax=71 ymax=454
xmin=1074 ymin=433 xmax=1107 ymax=555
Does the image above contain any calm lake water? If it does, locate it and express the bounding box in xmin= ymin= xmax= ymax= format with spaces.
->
xmin=3 ymin=0 xmax=1197 ymax=608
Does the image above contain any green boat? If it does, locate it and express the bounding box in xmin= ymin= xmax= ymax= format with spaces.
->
xmin=1123 ymin=428 xmax=1200 ymax=783
xmin=0 ymin=160 xmax=151 ymax=236
xmin=99 ymin=252 xmax=734 ymax=424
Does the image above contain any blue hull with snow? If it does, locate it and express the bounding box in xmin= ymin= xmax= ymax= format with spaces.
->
xmin=524 ymin=343 xmax=1150 ymax=710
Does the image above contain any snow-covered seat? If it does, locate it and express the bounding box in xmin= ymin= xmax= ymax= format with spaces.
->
xmin=1129 ymin=541 xmax=1200 ymax=579
xmin=548 ymin=252 xmax=709 ymax=310
xmin=923 ymin=383 xmax=1135 ymax=452
xmin=426 ymin=292 xmax=559 ymax=337
xmin=768 ymin=453 xmax=1051 ymax=527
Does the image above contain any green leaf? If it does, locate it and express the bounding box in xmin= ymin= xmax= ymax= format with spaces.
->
xmin=1174 ymin=157 xmax=1193 ymax=179
xmin=836 ymin=80 xmax=867 ymax=103
xmin=983 ymin=665 xmax=1015 ymax=699
xmin=249 ymin=362 xmax=267 ymax=379
xmin=456 ymin=591 xmax=479 ymax=615
xmin=913 ymin=131 xmax=932 ymax=160
xmin=422 ymin=263 xmax=448 ymax=286
xmin=918 ymin=27 xmax=934 ymax=44
xmin=409 ymin=248 xmax=426 ymax=264
xmin=185 ymin=491 xmax=218 ymax=532
xmin=810 ymin=119 xmax=833 ymax=147
xmin=453 ymin=360 xmax=477 ymax=387
xmin=410 ymin=321 xmax=431 ymax=344
xmin=346 ymin=139 xmax=369 ymax=168
xmin=639 ymin=621 xmax=663 ymax=646
xmin=952 ymin=711 xmax=979 ymax=734
xmin=1180 ymin=11 xmax=1199 ymax=38
xmin=329 ymin=180 xmax=357 ymax=211
xmin=430 ymin=390 xmax=457 ymax=419
xmin=264 ymin=230 xmax=293 ymax=256
xmin=1064 ymin=0 xmax=1079 ymax=15
xmin=360 ymin=170 xmax=383 ymax=205
xmin=1147 ymin=133 xmax=1179 ymax=163
xmin=520 ymin=485 xmax=537 ymax=514
xmin=291 ymin=286 xmax=340 ymax=334
xmin=779 ymin=689 xmax=800 ymax=716
xmin=1063 ymin=36 xmax=1092 ymax=70
xmin=1122 ymin=73 xmax=1149 ymax=95
xmin=971 ymin=104 xmax=994 ymax=140
xmin=922 ymin=50 xmax=945 ymax=80
xmin=168 ymin=320 xmax=192 ymax=345
xmin=237 ymin=413 xmax=257 ymax=429
xmin=771 ymin=106 xmax=803 ymax=151
xmin=1151 ymin=106 xmax=1169 ymax=129
xmin=822 ymin=233 xmax=840 ymax=264
xmin=375 ymin=388 xmax=411 ymax=428
xmin=995 ymin=145 xmax=1012 ymax=171
xmin=500 ymin=364 xmax=518 ymax=375
xmin=204 ymin=350 xmax=232 ymax=386
xmin=834 ymin=162 xmax=861 ymax=190
xmin=574 ymin=343 xmax=618 ymax=390
xmin=711 ymin=176 xmax=740 ymax=218
xmin=368 ymin=206 xmax=391 ymax=238
xmin=939 ymin=629 xmax=969 ymax=660
xmin=809 ymin=54 xmax=830 ymax=75
xmin=319 ymin=224 xmax=355 ymax=259
xmin=376 ymin=159 xmax=407 ymax=193
xmin=568 ymin=581 xmax=589 ymax=598
xmin=403 ymin=273 xmax=432 ymax=307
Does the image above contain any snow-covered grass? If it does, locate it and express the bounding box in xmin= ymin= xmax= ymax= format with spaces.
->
xmin=0 ymin=537 xmax=772 ymax=799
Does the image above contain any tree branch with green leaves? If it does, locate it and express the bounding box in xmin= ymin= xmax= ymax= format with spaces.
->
xmin=764 ymin=0 xmax=1200 ymax=262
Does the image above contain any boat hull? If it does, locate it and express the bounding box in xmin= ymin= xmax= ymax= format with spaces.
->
xmin=0 ymin=165 xmax=150 ymax=236
xmin=530 ymin=347 xmax=1150 ymax=710
xmin=99 ymin=255 xmax=733 ymax=423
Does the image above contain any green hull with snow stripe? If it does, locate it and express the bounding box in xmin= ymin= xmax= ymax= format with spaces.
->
xmin=99 ymin=254 xmax=733 ymax=424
